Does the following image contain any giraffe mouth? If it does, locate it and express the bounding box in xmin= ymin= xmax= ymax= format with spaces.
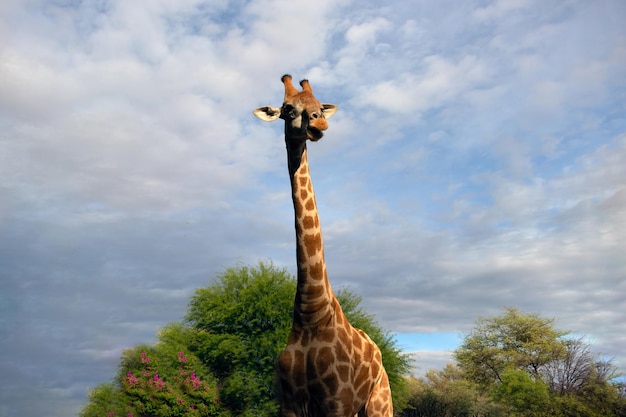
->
xmin=307 ymin=126 xmax=323 ymax=141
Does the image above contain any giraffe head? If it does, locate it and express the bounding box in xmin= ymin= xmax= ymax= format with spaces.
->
xmin=253 ymin=74 xmax=337 ymax=141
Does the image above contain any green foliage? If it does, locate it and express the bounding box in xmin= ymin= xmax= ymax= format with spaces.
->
xmin=455 ymin=307 xmax=567 ymax=388
xmin=491 ymin=368 xmax=550 ymax=416
xmin=185 ymin=262 xmax=295 ymax=416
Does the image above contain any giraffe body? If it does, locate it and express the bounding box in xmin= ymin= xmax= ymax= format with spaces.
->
xmin=254 ymin=75 xmax=393 ymax=417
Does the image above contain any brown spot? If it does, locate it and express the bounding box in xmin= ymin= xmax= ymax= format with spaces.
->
xmin=356 ymin=378 xmax=370 ymax=400
xmin=353 ymin=334 xmax=362 ymax=351
xmin=322 ymin=372 xmax=339 ymax=395
xmin=309 ymin=261 xmax=324 ymax=281
xmin=337 ymin=325 xmax=350 ymax=345
xmin=334 ymin=344 xmax=350 ymax=363
xmin=337 ymin=364 xmax=350 ymax=382
xmin=338 ymin=387 xmax=354 ymax=406
xmin=318 ymin=327 xmax=336 ymax=343
xmin=278 ymin=351 xmax=292 ymax=374
xmin=307 ymin=284 xmax=324 ymax=298
xmin=287 ymin=331 xmax=300 ymax=345
xmin=299 ymin=176 xmax=308 ymax=187
xmin=300 ymin=189 xmax=308 ymax=200
xmin=356 ymin=365 xmax=369 ymax=385
xmin=315 ymin=346 xmax=333 ymax=375
xmin=305 ymin=198 xmax=315 ymax=211
xmin=302 ymin=215 xmax=315 ymax=229
xmin=294 ymin=349 xmax=305 ymax=367
xmin=293 ymin=362 xmax=306 ymax=387
xmin=303 ymin=233 xmax=322 ymax=257
xmin=369 ymin=361 xmax=380 ymax=378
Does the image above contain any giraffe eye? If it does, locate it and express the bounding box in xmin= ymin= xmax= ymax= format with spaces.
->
xmin=282 ymin=105 xmax=298 ymax=119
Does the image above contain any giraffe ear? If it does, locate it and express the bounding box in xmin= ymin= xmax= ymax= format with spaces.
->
xmin=253 ymin=106 xmax=282 ymax=122
xmin=321 ymin=104 xmax=338 ymax=119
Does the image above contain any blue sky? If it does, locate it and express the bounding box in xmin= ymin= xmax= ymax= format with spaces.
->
xmin=1 ymin=0 xmax=625 ymax=415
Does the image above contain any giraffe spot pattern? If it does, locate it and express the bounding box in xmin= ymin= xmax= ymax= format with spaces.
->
xmin=302 ymin=215 xmax=315 ymax=230
xmin=308 ymin=261 xmax=325 ymax=281
xmin=303 ymin=232 xmax=322 ymax=258
xmin=274 ymin=82 xmax=393 ymax=415
xmin=322 ymin=372 xmax=339 ymax=395
xmin=306 ymin=284 xmax=325 ymax=298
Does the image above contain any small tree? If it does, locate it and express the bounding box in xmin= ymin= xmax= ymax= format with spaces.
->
xmin=455 ymin=307 xmax=567 ymax=389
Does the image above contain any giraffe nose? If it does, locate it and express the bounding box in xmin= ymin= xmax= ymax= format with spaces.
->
xmin=310 ymin=118 xmax=328 ymax=131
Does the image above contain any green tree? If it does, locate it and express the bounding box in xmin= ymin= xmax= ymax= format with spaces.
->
xmin=400 ymin=365 xmax=507 ymax=417
xmin=455 ymin=307 xmax=567 ymax=389
xmin=425 ymin=364 xmax=479 ymax=417
xmin=454 ymin=307 xmax=626 ymax=416
xmin=491 ymin=368 xmax=550 ymax=416
xmin=185 ymin=262 xmax=295 ymax=416
xmin=185 ymin=261 xmax=411 ymax=416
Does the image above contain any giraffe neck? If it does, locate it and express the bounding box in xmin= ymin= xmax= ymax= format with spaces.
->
xmin=288 ymin=141 xmax=334 ymax=327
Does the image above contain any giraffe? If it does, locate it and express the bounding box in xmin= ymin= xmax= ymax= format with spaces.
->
xmin=253 ymin=75 xmax=393 ymax=417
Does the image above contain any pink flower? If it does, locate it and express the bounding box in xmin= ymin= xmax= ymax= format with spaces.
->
xmin=152 ymin=372 xmax=164 ymax=389
xmin=189 ymin=372 xmax=202 ymax=388
xmin=177 ymin=351 xmax=188 ymax=362
xmin=140 ymin=352 xmax=151 ymax=364
xmin=108 ymin=413 xmax=114 ymax=417
xmin=126 ymin=372 xmax=138 ymax=386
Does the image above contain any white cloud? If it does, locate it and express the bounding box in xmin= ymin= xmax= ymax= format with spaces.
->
xmin=408 ymin=350 xmax=456 ymax=377
xmin=355 ymin=54 xmax=491 ymax=114
xmin=473 ymin=0 xmax=531 ymax=21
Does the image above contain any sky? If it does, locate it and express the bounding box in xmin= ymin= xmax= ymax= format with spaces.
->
xmin=1 ymin=0 xmax=625 ymax=415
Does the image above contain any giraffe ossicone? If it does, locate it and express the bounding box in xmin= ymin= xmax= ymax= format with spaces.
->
xmin=253 ymin=75 xmax=393 ymax=417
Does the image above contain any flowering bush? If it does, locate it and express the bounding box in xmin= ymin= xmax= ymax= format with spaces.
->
xmin=118 ymin=350 xmax=223 ymax=417
xmin=81 ymin=347 xmax=225 ymax=417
